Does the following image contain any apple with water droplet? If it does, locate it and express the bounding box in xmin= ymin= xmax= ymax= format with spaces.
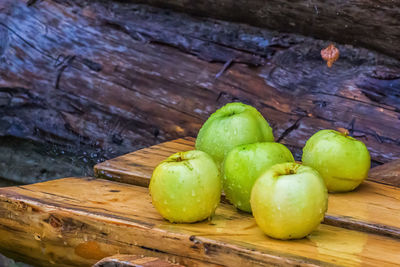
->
xmin=149 ymin=150 xmax=221 ymax=223
xmin=250 ymin=162 xmax=328 ymax=240
xmin=302 ymin=129 xmax=371 ymax=192
xmin=223 ymin=142 xmax=294 ymax=213
xmin=196 ymin=102 xmax=274 ymax=165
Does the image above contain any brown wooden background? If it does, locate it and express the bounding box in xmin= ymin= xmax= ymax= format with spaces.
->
xmin=0 ymin=0 xmax=399 ymax=185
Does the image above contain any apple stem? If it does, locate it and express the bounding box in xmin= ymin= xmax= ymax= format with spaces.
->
xmin=168 ymin=153 xmax=185 ymax=162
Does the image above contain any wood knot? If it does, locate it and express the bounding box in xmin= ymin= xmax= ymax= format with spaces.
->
xmin=33 ymin=233 xmax=42 ymax=241
xmin=189 ymin=235 xmax=203 ymax=245
xmin=46 ymin=215 xmax=63 ymax=228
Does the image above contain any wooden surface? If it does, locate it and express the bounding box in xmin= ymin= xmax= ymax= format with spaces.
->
xmin=1 ymin=0 xmax=400 ymax=185
xmin=95 ymin=138 xmax=196 ymax=187
xmin=1 ymin=178 xmax=400 ymax=267
xmin=94 ymin=254 xmax=184 ymax=267
xmin=95 ymin=138 xmax=400 ymax=239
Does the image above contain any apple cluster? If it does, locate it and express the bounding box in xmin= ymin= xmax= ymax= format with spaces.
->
xmin=149 ymin=102 xmax=370 ymax=240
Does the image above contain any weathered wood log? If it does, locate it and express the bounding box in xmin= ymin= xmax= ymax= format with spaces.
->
xmin=132 ymin=0 xmax=400 ymax=61
xmin=369 ymin=159 xmax=400 ymax=187
xmin=0 ymin=253 xmax=31 ymax=267
xmin=0 ymin=136 xmax=93 ymax=185
xmin=93 ymin=254 xmax=184 ymax=267
xmin=94 ymin=138 xmax=400 ymax=239
xmin=0 ymin=0 xmax=399 ymax=184
xmin=1 ymin=177 xmax=400 ymax=267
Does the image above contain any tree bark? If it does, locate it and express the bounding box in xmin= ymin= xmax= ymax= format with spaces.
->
xmin=0 ymin=0 xmax=399 ymax=184
xmin=132 ymin=0 xmax=400 ymax=61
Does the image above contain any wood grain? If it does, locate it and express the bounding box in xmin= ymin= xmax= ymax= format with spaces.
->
xmin=1 ymin=177 xmax=400 ymax=267
xmin=132 ymin=0 xmax=400 ymax=61
xmin=1 ymin=0 xmax=400 ymax=185
xmin=95 ymin=138 xmax=400 ymax=239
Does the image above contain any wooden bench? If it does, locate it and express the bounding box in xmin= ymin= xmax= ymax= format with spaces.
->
xmin=95 ymin=138 xmax=400 ymax=239
xmin=0 ymin=138 xmax=399 ymax=266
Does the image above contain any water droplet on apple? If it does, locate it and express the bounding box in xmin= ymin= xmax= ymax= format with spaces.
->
xmin=163 ymin=200 xmax=168 ymax=205
xmin=191 ymin=190 xmax=196 ymax=197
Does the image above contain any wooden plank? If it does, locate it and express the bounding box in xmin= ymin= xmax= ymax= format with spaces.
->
xmin=94 ymin=138 xmax=400 ymax=239
xmin=95 ymin=138 xmax=195 ymax=187
xmin=1 ymin=178 xmax=400 ymax=267
xmin=93 ymin=254 xmax=184 ymax=267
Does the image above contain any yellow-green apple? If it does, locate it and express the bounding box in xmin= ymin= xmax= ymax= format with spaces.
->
xmin=149 ymin=150 xmax=221 ymax=223
xmin=223 ymin=142 xmax=294 ymax=212
xmin=302 ymin=129 xmax=371 ymax=192
xmin=196 ymin=102 xmax=274 ymax=165
xmin=250 ymin=162 xmax=328 ymax=240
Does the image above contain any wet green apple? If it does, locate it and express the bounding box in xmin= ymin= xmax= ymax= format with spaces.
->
xmin=149 ymin=150 xmax=221 ymax=223
xmin=195 ymin=102 xmax=274 ymax=165
xmin=302 ymin=129 xmax=371 ymax=192
xmin=223 ymin=142 xmax=294 ymax=213
xmin=250 ymin=162 xmax=328 ymax=240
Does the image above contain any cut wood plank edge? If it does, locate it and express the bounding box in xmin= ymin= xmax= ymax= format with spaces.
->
xmin=94 ymin=137 xmax=196 ymax=187
xmin=94 ymin=167 xmax=150 ymax=188
xmin=93 ymin=254 xmax=185 ymax=267
xmin=324 ymin=215 xmax=400 ymax=240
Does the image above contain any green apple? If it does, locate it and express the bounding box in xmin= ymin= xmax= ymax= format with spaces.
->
xmin=196 ymin=102 xmax=274 ymax=165
xmin=149 ymin=150 xmax=221 ymax=223
xmin=250 ymin=162 xmax=328 ymax=240
xmin=223 ymin=142 xmax=294 ymax=213
xmin=302 ymin=129 xmax=371 ymax=192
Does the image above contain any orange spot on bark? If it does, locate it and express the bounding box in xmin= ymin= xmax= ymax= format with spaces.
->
xmin=74 ymin=241 xmax=109 ymax=260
